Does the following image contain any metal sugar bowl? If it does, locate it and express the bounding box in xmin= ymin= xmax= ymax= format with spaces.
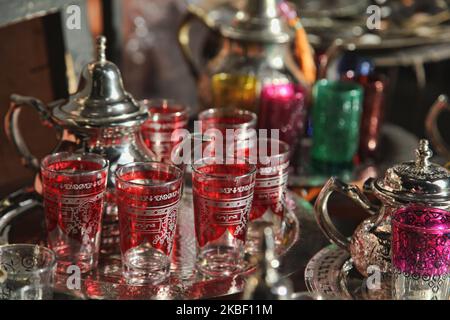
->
xmin=314 ymin=139 xmax=450 ymax=277
xmin=4 ymin=36 xmax=156 ymax=251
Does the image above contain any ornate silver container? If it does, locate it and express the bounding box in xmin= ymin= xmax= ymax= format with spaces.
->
xmin=178 ymin=0 xmax=314 ymax=113
xmin=4 ymin=36 xmax=156 ymax=251
xmin=314 ymin=139 xmax=450 ymax=277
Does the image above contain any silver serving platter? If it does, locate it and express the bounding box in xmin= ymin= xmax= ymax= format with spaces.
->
xmin=184 ymin=0 xmax=370 ymax=27
xmin=305 ymin=245 xmax=393 ymax=300
xmin=0 ymin=189 xmax=320 ymax=300
xmin=184 ymin=0 xmax=450 ymax=54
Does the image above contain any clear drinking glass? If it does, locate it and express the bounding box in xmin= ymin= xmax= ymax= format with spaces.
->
xmin=115 ymin=162 xmax=183 ymax=285
xmin=41 ymin=152 xmax=109 ymax=273
xmin=0 ymin=244 xmax=56 ymax=300
xmin=392 ymin=206 xmax=450 ymax=300
xmin=192 ymin=157 xmax=256 ymax=277
xmin=140 ymin=99 xmax=189 ymax=163
xmin=246 ymin=138 xmax=290 ymax=253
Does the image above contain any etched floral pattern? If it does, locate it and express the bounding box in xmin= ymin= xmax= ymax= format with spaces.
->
xmin=392 ymin=206 xmax=450 ymax=300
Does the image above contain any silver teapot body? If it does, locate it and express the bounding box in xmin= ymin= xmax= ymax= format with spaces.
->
xmin=5 ymin=95 xmax=154 ymax=192
xmin=315 ymin=140 xmax=450 ymax=277
xmin=314 ymin=177 xmax=391 ymax=277
xmin=3 ymin=36 xmax=156 ymax=252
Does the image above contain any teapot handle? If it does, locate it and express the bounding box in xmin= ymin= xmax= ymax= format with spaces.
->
xmin=314 ymin=177 xmax=380 ymax=250
xmin=178 ymin=12 xmax=202 ymax=80
xmin=4 ymin=94 xmax=57 ymax=171
xmin=425 ymin=95 xmax=450 ymax=159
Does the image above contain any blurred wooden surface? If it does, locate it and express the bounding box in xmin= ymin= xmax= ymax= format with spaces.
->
xmin=0 ymin=0 xmax=94 ymax=197
xmin=0 ymin=17 xmax=59 ymax=196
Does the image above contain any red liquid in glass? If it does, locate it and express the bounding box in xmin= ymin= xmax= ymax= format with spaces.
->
xmin=42 ymin=160 xmax=107 ymax=243
xmin=250 ymin=160 xmax=289 ymax=221
xmin=200 ymin=116 xmax=256 ymax=159
xmin=258 ymin=83 xmax=307 ymax=147
xmin=116 ymin=170 xmax=183 ymax=256
xmin=192 ymin=163 xmax=255 ymax=247
xmin=201 ymin=116 xmax=251 ymax=128
xmin=141 ymin=105 xmax=188 ymax=163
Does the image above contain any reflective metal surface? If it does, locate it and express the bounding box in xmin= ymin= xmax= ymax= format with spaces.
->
xmin=178 ymin=0 xmax=310 ymax=113
xmin=52 ymin=36 xmax=148 ymax=128
xmin=183 ymin=0 xmax=370 ymax=29
xmin=4 ymin=35 xmax=156 ymax=187
xmin=305 ymin=245 xmax=392 ymax=300
xmin=0 ymin=188 xmax=42 ymax=246
xmin=220 ymin=0 xmax=293 ymax=43
xmin=314 ymin=139 xmax=450 ymax=278
xmin=185 ymin=0 xmax=450 ymax=52
xmin=0 ymin=190 xmax=316 ymax=299
xmin=4 ymin=35 xmax=156 ymax=254
xmin=373 ymin=139 xmax=450 ymax=205
xmin=184 ymin=0 xmax=244 ymax=29
xmin=243 ymin=227 xmax=294 ymax=300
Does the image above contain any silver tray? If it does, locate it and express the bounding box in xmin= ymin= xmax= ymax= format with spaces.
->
xmin=305 ymin=245 xmax=392 ymax=300
xmin=0 ymin=189 xmax=319 ymax=300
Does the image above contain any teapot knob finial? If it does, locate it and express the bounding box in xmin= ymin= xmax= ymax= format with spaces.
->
xmin=96 ymin=35 xmax=107 ymax=63
xmin=415 ymin=139 xmax=432 ymax=169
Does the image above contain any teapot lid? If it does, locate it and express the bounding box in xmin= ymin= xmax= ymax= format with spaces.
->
xmin=52 ymin=36 xmax=148 ymax=128
xmin=220 ymin=0 xmax=294 ymax=43
xmin=374 ymin=139 xmax=450 ymax=204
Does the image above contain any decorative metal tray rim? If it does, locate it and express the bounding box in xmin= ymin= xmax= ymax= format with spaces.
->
xmin=0 ymin=189 xmax=310 ymax=300
xmin=305 ymin=245 xmax=395 ymax=300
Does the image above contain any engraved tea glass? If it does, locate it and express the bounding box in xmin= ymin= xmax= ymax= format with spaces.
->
xmin=192 ymin=157 xmax=256 ymax=277
xmin=0 ymin=244 xmax=56 ymax=300
xmin=311 ymin=80 xmax=364 ymax=174
xmin=198 ymin=108 xmax=257 ymax=158
xmin=41 ymin=152 xmax=109 ymax=273
xmin=392 ymin=206 xmax=450 ymax=300
xmin=246 ymin=138 xmax=290 ymax=253
xmin=115 ymin=162 xmax=183 ymax=285
xmin=140 ymin=99 xmax=189 ymax=163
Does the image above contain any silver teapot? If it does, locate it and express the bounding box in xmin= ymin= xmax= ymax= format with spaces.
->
xmin=4 ymin=36 xmax=156 ymax=250
xmin=178 ymin=0 xmax=315 ymax=113
xmin=315 ymin=139 xmax=450 ymax=277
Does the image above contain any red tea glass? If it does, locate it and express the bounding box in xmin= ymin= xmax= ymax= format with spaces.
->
xmin=41 ymin=152 xmax=109 ymax=273
xmin=115 ymin=162 xmax=183 ymax=285
xmin=192 ymin=157 xmax=256 ymax=277
xmin=357 ymin=75 xmax=387 ymax=161
xmin=140 ymin=99 xmax=189 ymax=163
xmin=246 ymin=138 xmax=290 ymax=252
xmin=198 ymin=108 xmax=257 ymax=158
xmin=258 ymin=83 xmax=307 ymax=149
